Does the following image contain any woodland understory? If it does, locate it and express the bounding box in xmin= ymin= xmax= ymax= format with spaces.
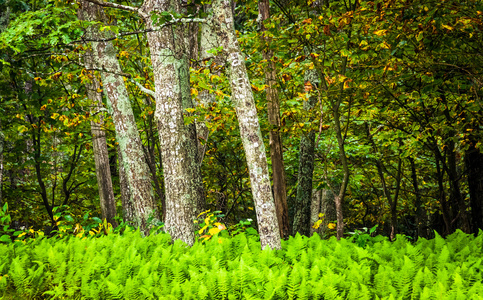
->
xmin=0 ymin=0 xmax=482 ymax=249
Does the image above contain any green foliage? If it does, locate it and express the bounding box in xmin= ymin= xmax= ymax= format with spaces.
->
xmin=1 ymin=230 xmax=483 ymax=299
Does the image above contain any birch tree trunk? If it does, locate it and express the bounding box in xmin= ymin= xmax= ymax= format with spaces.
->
xmin=139 ymin=0 xmax=205 ymax=245
xmin=78 ymin=0 xmax=159 ymax=234
xmin=212 ymin=0 xmax=281 ymax=249
xmin=258 ymin=0 xmax=290 ymax=239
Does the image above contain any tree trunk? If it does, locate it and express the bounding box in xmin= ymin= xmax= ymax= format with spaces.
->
xmin=293 ymin=129 xmax=316 ymax=236
xmin=332 ymin=56 xmax=350 ymax=240
xmin=434 ymin=150 xmax=452 ymax=235
xmin=139 ymin=0 xmax=205 ymax=245
xmin=212 ymin=0 xmax=281 ymax=250
xmin=409 ymin=157 xmax=426 ymax=238
xmin=445 ymin=139 xmax=470 ymax=233
xmin=85 ymin=71 xmax=118 ymax=227
xmin=0 ymin=123 xmax=4 ymax=207
xmin=465 ymin=142 xmax=483 ymax=234
xmin=117 ymin=147 xmax=134 ymax=223
xmin=78 ymin=0 xmax=159 ymax=234
xmin=310 ymin=189 xmax=336 ymax=236
xmin=258 ymin=0 xmax=290 ymax=240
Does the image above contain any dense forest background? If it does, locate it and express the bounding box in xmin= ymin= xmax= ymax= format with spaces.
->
xmin=0 ymin=0 xmax=482 ymax=245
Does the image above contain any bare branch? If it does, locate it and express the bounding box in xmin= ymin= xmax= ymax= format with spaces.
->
xmin=82 ymin=0 xmax=148 ymax=19
xmin=129 ymin=78 xmax=155 ymax=97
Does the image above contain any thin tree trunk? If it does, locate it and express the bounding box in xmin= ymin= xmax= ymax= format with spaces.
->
xmin=0 ymin=4 xmax=8 ymax=207
xmin=139 ymin=0 xmax=204 ymax=245
xmin=442 ymin=96 xmax=470 ymax=233
xmin=409 ymin=157 xmax=426 ymax=238
xmin=435 ymin=150 xmax=452 ymax=235
xmin=258 ymin=0 xmax=290 ymax=239
xmin=332 ymin=56 xmax=349 ymax=240
xmin=212 ymin=0 xmax=281 ymax=249
xmin=0 ymin=123 xmax=4 ymax=207
xmin=85 ymin=71 xmax=118 ymax=226
xmin=78 ymin=0 xmax=159 ymax=234
xmin=311 ymin=189 xmax=337 ymax=236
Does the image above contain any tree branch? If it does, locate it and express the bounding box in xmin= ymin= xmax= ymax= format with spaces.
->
xmin=129 ymin=78 xmax=155 ymax=97
xmin=82 ymin=0 xmax=147 ymax=18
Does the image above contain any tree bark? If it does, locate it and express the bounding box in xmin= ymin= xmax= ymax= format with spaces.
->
xmin=409 ymin=157 xmax=426 ymax=238
xmin=0 ymin=123 xmax=4 ymax=207
xmin=310 ymin=189 xmax=336 ymax=236
xmin=85 ymin=71 xmax=118 ymax=227
xmin=139 ymin=0 xmax=205 ymax=245
xmin=117 ymin=147 xmax=134 ymax=223
xmin=258 ymin=0 xmax=290 ymax=239
xmin=212 ymin=0 xmax=281 ymax=250
xmin=78 ymin=0 xmax=159 ymax=234
xmin=465 ymin=142 xmax=483 ymax=234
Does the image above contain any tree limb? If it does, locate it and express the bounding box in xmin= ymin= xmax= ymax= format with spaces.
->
xmin=82 ymin=0 xmax=147 ymax=18
xmin=129 ymin=78 xmax=155 ymax=97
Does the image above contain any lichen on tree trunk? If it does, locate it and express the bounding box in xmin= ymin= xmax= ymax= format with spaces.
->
xmin=212 ymin=0 xmax=281 ymax=250
xmin=139 ymin=0 xmax=205 ymax=245
xmin=78 ymin=0 xmax=159 ymax=234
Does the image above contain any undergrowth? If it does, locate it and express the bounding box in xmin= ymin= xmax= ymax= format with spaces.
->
xmin=1 ymin=229 xmax=482 ymax=299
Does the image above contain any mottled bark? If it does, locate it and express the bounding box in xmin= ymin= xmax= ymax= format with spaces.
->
xmin=78 ymin=0 xmax=159 ymax=234
xmin=465 ymin=142 xmax=483 ymax=234
xmin=85 ymin=71 xmax=118 ymax=226
xmin=258 ymin=0 xmax=290 ymax=239
xmin=292 ymin=67 xmax=318 ymax=236
xmin=139 ymin=0 xmax=205 ymax=245
xmin=310 ymin=189 xmax=337 ymax=236
xmin=117 ymin=148 xmax=134 ymax=223
xmin=212 ymin=0 xmax=281 ymax=249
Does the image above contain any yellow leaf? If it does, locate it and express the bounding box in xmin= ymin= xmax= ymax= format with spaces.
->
xmin=374 ymin=29 xmax=388 ymax=36
xmin=442 ymin=24 xmax=453 ymax=31
xmin=328 ymin=223 xmax=336 ymax=230
xmin=199 ymin=225 xmax=208 ymax=235
xmin=197 ymin=209 xmax=210 ymax=218
xmin=379 ymin=42 xmax=391 ymax=49
xmin=209 ymin=227 xmax=221 ymax=235
xmin=191 ymin=88 xmax=198 ymax=96
xmin=313 ymin=220 xmax=322 ymax=229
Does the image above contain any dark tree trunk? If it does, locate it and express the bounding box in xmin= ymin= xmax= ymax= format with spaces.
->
xmin=466 ymin=142 xmax=483 ymax=233
xmin=409 ymin=157 xmax=427 ymax=238
xmin=258 ymin=0 xmax=290 ymax=240
xmin=85 ymin=72 xmax=118 ymax=227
